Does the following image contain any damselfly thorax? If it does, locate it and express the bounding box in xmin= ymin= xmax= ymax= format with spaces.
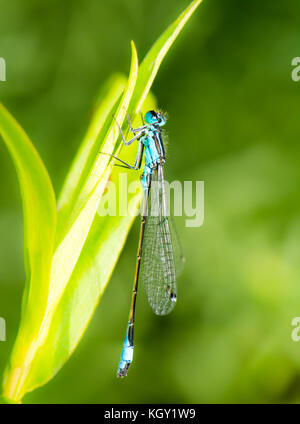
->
xmin=141 ymin=126 xmax=166 ymax=190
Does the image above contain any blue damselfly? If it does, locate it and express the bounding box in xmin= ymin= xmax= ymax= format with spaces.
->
xmin=106 ymin=110 xmax=184 ymax=377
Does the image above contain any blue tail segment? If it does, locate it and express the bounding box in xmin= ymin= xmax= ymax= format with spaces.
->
xmin=117 ymin=323 xmax=134 ymax=378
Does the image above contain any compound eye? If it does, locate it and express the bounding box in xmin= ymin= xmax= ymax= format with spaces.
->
xmin=145 ymin=110 xmax=158 ymax=124
xmin=150 ymin=110 xmax=158 ymax=119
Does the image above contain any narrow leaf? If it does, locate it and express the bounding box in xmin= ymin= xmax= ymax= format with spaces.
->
xmin=23 ymin=93 xmax=157 ymax=390
xmin=2 ymin=42 xmax=138 ymax=401
xmin=0 ymin=104 xmax=56 ymax=400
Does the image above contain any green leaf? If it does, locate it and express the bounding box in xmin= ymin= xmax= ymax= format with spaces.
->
xmin=0 ymin=104 xmax=57 ymax=399
xmin=2 ymin=41 xmax=139 ymax=402
xmin=2 ymin=0 xmax=203 ymax=402
xmin=21 ymin=92 xmax=157 ymax=394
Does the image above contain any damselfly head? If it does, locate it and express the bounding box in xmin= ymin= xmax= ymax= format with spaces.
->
xmin=145 ymin=110 xmax=167 ymax=127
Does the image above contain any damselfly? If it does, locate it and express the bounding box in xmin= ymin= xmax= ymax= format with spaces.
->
xmin=108 ymin=110 xmax=184 ymax=377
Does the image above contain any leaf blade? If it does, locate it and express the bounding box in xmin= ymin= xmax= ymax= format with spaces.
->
xmin=2 ymin=42 xmax=139 ymax=400
xmin=0 ymin=104 xmax=57 ymax=400
xmin=24 ymin=93 xmax=157 ymax=390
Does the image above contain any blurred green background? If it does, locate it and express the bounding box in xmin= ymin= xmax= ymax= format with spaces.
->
xmin=1 ymin=0 xmax=300 ymax=403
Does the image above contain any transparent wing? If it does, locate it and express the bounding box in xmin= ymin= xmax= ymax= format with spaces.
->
xmin=168 ymin=214 xmax=185 ymax=278
xmin=139 ymin=165 xmax=181 ymax=315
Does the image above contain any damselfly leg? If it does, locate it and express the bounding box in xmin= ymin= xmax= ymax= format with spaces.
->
xmin=99 ymin=114 xmax=146 ymax=169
